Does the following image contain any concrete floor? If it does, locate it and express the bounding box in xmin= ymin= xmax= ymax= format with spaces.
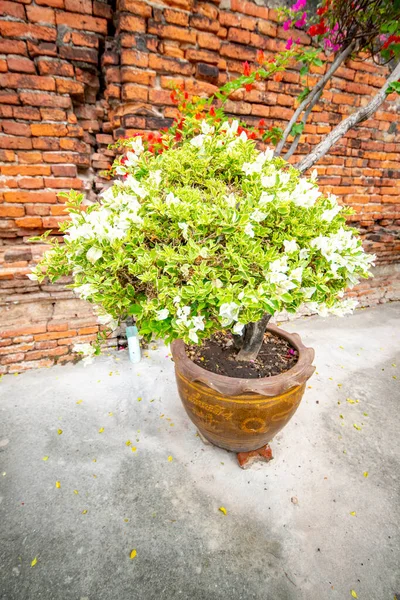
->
xmin=0 ymin=303 xmax=399 ymax=600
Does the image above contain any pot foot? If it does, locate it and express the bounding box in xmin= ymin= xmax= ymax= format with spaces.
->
xmin=196 ymin=430 xmax=211 ymax=445
xmin=237 ymin=444 xmax=273 ymax=469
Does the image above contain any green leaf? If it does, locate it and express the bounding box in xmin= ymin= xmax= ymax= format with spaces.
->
xmin=290 ymin=123 xmax=304 ymax=137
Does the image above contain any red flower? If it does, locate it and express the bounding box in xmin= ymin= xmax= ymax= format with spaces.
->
xmin=248 ymin=131 xmax=257 ymax=139
xmin=195 ymin=113 xmax=202 ymax=120
xmin=243 ymin=61 xmax=251 ymax=76
xmin=120 ymin=156 xmax=127 ymax=164
xmin=209 ymin=106 xmax=216 ymax=117
xmin=244 ymin=83 xmax=253 ymax=92
xmin=174 ymin=132 xmax=182 ymax=141
xmin=274 ymin=72 xmax=283 ymax=82
xmin=259 ymin=119 xmax=266 ymax=127
xmin=256 ymin=50 xmax=265 ymax=63
xmin=383 ymin=34 xmax=400 ymax=50
xmin=148 ymin=145 xmax=154 ymax=153
xmin=308 ymin=19 xmax=327 ymax=37
xmin=316 ymin=6 xmax=328 ymax=15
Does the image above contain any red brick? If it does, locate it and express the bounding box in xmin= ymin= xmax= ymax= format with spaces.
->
xmin=227 ymin=27 xmax=251 ymax=45
xmin=64 ymin=0 xmax=92 ymax=13
xmin=8 ymin=359 xmax=54 ymax=372
xmin=0 ymin=21 xmax=57 ymax=42
xmin=26 ymin=4 xmax=55 ymax=23
xmin=0 ymin=136 xmax=33 ymax=150
xmin=2 ymin=121 xmax=31 ymax=137
xmin=0 ymin=325 xmax=47 ymax=339
xmin=231 ymin=0 xmax=268 ymax=18
xmin=0 ymin=73 xmax=55 ymax=91
xmin=7 ymin=56 xmax=36 ymax=74
xmin=55 ymin=79 xmax=85 ymax=95
xmin=1 ymin=165 xmax=51 ymax=176
xmin=93 ymin=0 xmax=111 ymax=18
xmin=198 ymin=31 xmax=221 ymax=51
xmin=119 ymin=13 xmax=146 ymax=32
xmin=148 ymin=21 xmax=196 ymax=44
xmin=0 ymin=0 xmax=26 ymax=19
xmin=220 ymin=42 xmax=257 ymax=61
xmin=15 ymin=216 xmax=43 ymax=228
xmin=18 ymin=177 xmax=44 ymax=189
xmin=17 ymin=151 xmax=43 ymax=163
xmin=36 ymin=58 xmax=74 ymax=77
xmin=59 ymin=46 xmax=98 ymax=64
xmin=148 ymin=53 xmax=193 ymax=75
xmin=1 ymin=353 xmax=25 ymax=365
xmin=0 ymin=205 xmax=25 ymax=217
xmin=34 ymin=329 xmax=77 ymax=341
xmin=40 ymin=107 xmax=66 ymax=120
xmin=164 ymin=8 xmax=188 ymax=26
xmin=189 ymin=14 xmax=219 ymax=32
xmin=0 ymin=342 xmax=34 ymax=355
xmin=120 ymin=67 xmax=156 ymax=86
xmin=4 ymin=190 xmax=57 ymax=203
xmin=186 ymin=48 xmax=219 ymax=64
xmin=27 ymin=40 xmax=58 ymax=57
xmin=0 ymin=148 xmax=15 ymax=161
xmin=0 ymin=39 xmax=27 ymax=55
xmin=71 ymin=31 xmax=99 ymax=48
xmin=0 ymin=91 xmax=20 ymax=105
xmin=36 ymin=0 xmax=64 ymax=7
xmin=30 ymin=123 xmax=68 ymax=137
xmin=43 ymin=177 xmax=83 ymax=188
xmin=55 ymin=12 xmax=107 ymax=34
xmin=121 ymin=83 xmax=148 ymax=102
xmin=257 ymin=19 xmax=277 ymax=37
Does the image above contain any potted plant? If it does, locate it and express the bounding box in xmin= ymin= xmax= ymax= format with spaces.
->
xmin=29 ymin=117 xmax=374 ymax=455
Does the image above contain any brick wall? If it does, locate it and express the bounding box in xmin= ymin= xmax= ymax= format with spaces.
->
xmin=1 ymin=0 xmax=399 ymax=374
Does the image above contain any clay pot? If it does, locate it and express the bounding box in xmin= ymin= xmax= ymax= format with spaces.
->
xmin=170 ymin=325 xmax=315 ymax=453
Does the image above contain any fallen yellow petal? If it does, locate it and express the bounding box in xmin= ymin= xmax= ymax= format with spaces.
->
xmin=131 ymin=446 xmax=137 ymax=452
xmin=73 ymin=490 xmax=78 ymax=495
xmin=57 ymin=429 xmax=63 ymax=435
xmin=56 ymin=481 xmax=61 ymax=488
xmin=92 ymin=458 xmax=97 ymax=462
xmin=350 ymin=511 xmax=356 ymax=516
xmin=168 ymin=456 xmax=173 ymax=462
xmin=130 ymin=549 xmax=137 ymax=559
xmin=76 ymin=400 xmax=83 ymax=405
xmin=363 ymin=471 xmax=368 ymax=478
xmin=82 ymin=509 xmax=88 ymax=514
xmin=31 ymin=557 xmax=38 ymax=567
xmin=125 ymin=440 xmax=131 ymax=446
xmin=353 ymin=424 xmax=361 ymax=431
xmin=42 ymin=456 xmax=49 ymax=461
xmin=98 ymin=427 xmax=104 ymax=433
xmin=346 ymin=398 xmax=356 ymax=404
xmin=108 ymin=412 xmax=113 ymax=416
xmin=137 ymin=397 xmax=142 ymax=402
xmin=351 ymin=591 xmax=358 ymax=599
xmin=124 ymin=518 xmax=129 ymax=523
xmin=219 ymin=506 xmax=227 ymax=515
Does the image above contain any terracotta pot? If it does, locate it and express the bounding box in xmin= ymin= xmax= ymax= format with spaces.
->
xmin=171 ymin=325 xmax=315 ymax=453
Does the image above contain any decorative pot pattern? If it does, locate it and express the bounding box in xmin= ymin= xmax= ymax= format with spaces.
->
xmin=171 ymin=325 xmax=315 ymax=453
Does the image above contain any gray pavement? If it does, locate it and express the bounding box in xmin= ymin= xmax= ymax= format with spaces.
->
xmin=0 ymin=303 xmax=399 ymax=600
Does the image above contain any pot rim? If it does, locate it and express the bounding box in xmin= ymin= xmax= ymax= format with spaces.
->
xmin=170 ymin=324 xmax=315 ymax=397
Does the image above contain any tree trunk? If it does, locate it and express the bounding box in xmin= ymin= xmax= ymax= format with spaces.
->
xmin=236 ymin=314 xmax=272 ymax=362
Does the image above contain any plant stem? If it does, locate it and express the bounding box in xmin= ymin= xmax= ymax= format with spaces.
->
xmin=236 ymin=314 xmax=272 ymax=362
xmin=295 ymin=59 xmax=400 ymax=173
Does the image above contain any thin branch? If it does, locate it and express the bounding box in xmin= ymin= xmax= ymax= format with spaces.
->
xmin=295 ymin=60 xmax=400 ymax=173
xmin=283 ymin=89 xmax=323 ymax=160
xmin=274 ymin=41 xmax=356 ymax=157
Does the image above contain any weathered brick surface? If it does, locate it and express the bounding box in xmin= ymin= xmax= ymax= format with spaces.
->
xmin=0 ymin=0 xmax=399 ymax=373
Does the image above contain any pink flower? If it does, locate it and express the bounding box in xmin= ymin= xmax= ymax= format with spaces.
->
xmin=286 ymin=38 xmax=294 ymax=50
xmin=283 ymin=19 xmax=292 ymax=31
xmin=291 ymin=0 xmax=307 ymax=10
xmin=295 ymin=11 xmax=307 ymax=28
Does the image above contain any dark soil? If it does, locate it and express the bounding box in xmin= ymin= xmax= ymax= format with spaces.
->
xmin=185 ymin=330 xmax=298 ymax=379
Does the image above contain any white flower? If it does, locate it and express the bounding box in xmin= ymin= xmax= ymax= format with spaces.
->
xmin=321 ymin=206 xmax=341 ymax=222
xmin=173 ymin=295 xmax=181 ymax=304
xmin=212 ymin=278 xmax=223 ymax=288
xmin=115 ymin=165 xmax=127 ymax=175
xmin=283 ymin=239 xmax=298 ymax=253
xmin=149 ymin=170 xmax=162 ymax=187
xmin=261 ymin=173 xmax=276 ymax=188
xmin=233 ymin=322 xmax=245 ymax=335
xmin=290 ymin=267 xmax=303 ymax=282
xmin=188 ymin=329 xmax=199 ymax=343
xmin=86 ymin=246 xmax=103 ymax=264
xmin=73 ymin=343 xmax=96 ymax=366
xmin=156 ymin=308 xmax=169 ymax=321
xmin=27 ymin=272 xmax=38 ymax=281
xmin=100 ymin=186 xmax=115 ymax=202
xmin=278 ymin=278 xmax=297 ymax=293
xmin=190 ymin=134 xmax=205 ymax=148
xmin=220 ymin=119 xmax=239 ymax=137
xmin=269 ymin=257 xmax=289 ymax=273
xmin=269 ymin=270 xmax=288 ymax=285
xmin=201 ymin=120 xmax=214 ymax=135
xmin=279 ymin=171 xmax=291 ymax=185
xmin=125 ymin=151 xmax=139 ymax=167
xmin=259 ymin=192 xmax=274 ymax=205
xmin=291 ymin=178 xmax=320 ymax=208
xmin=224 ymin=193 xmax=237 ymax=207
xmin=127 ymin=136 xmax=144 ymax=155
xmin=219 ymin=302 xmax=240 ymax=325
xmin=74 ymin=283 xmax=95 ymax=299
xmin=244 ymin=222 xmax=255 ymax=237
xmin=178 ymin=222 xmax=189 ymax=239
xmin=199 ymin=247 xmax=208 ymax=258
xmin=330 ymin=298 xmax=358 ymax=316
xmin=242 ymin=150 xmax=272 ymax=176
xmin=299 ymin=248 xmax=310 ymax=261
xmin=123 ymin=175 xmax=147 ymax=198
xmin=191 ymin=315 xmax=205 ymax=331
xmin=250 ymin=209 xmax=267 ymax=223
xmin=176 ymin=305 xmax=191 ymax=325
xmin=165 ymin=192 xmax=180 ymax=207
xmin=310 ymin=169 xmax=318 ymax=182
xmin=97 ymin=312 xmax=118 ymax=330
xmin=301 ymin=286 xmax=316 ymax=299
